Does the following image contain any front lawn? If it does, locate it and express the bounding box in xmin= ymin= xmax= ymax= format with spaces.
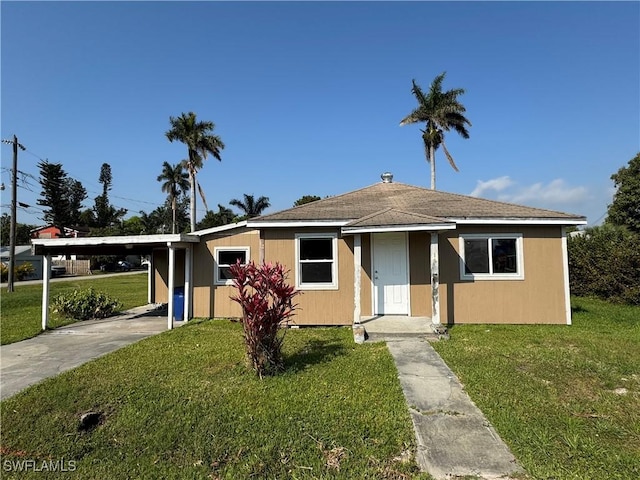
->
xmin=2 ymin=296 xmax=636 ymax=479
xmin=433 ymin=297 xmax=640 ymax=480
xmin=0 ymin=273 xmax=148 ymax=345
xmin=0 ymin=321 xmax=428 ymax=479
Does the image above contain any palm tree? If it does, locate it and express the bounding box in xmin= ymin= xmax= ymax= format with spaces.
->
xmin=229 ymin=194 xmax=271 ymax=218
xmin=400 ymin=72 xmax=471 ymax=190
xmin=165 ymin=112 xmax=225 ymax=232
xmin=157 ymin=161 xmax=189 ymax=234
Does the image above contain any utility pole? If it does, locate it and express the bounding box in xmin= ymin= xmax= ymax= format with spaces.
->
xmin=2 ymin=135 xmax=26 ymax=292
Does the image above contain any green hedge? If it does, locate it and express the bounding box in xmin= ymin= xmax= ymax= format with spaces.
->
xmin=568 ymin=224 xmax=640 ymax=304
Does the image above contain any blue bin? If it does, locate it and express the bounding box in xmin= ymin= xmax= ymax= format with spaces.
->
xmin=173 ymin=287 xmax=185 ymax=321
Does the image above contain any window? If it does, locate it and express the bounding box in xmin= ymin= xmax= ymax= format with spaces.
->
xmin=215 ymin=247 xmax=250 ymax=285
xmin=295 ymin=233 xmax=338 ymax=289
xmin=459 ymin=234 xmax=523 ymax=280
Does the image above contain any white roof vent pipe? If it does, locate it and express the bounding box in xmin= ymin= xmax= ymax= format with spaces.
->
xmin=381 ymin=172 xmax=393 ymax=183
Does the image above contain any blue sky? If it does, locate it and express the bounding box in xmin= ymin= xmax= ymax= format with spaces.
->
xmin=2 ymin=1 xmax=639 ymax=228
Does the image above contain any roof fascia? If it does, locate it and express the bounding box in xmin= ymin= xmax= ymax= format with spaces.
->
xmin=342 ymin=224 xmax=456 ymax=234
xmin=246 ymin=221 xmax=349 ymax=228
xmin=450 ymin=218 xmax=588 ymax=226
xmin=193 ymin=220 xmax=249 ymax=236
xmin=247 ymin=218 xmax=588 ymax=230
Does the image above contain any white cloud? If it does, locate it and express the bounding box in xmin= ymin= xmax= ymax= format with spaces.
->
xmin=470 ymin=177 xmax=588 ymax=206
xmin=504 ymin=179 xmax=588 ymax=205
xmin=469 ymin=176 xmax=514 ymax=197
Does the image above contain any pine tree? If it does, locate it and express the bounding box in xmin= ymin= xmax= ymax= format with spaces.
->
xmin=37 ymin=161 xmax=73 ymax=237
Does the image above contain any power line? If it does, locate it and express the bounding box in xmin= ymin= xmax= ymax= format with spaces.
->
xmin=9 ymin=148 xmax=159 ymax=206
xmin=22 ymin=148 xmax=48 ymax=163
xmin=11 ymin=168 xmax=162 ymax=213
xmin=7 ymin=149 xmax=217 ymax=222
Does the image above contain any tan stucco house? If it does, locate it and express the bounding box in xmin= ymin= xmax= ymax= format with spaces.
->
xmin=32 ymin=173 xmax=586 ymax=330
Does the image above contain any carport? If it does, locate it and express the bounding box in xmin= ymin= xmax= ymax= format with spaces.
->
xmin=31 ymin=234 xmax=200 ymax=330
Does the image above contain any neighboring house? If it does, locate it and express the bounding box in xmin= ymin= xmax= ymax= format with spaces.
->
xmin=0 ymin=245 xmax=43 ymax=280
xmin=32 ymin=173 xmax=586 ymax=328
xmin=31 ymin=225 xmax=88 ymax=239
xmin=154 ymin=173 xmax=586 ymax=326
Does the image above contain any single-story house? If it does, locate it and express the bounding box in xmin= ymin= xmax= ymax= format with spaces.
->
xmin=32 ymin=173 xmax=586 ymax=330
xmin=31 ymin=225 xmax=88 ymax=239
xmin=1 ymin=245 xmax=43 ymax=280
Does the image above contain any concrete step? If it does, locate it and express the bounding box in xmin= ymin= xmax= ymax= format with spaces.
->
xmin=355 ymin=323 xmax=450 ymax=343
xmin=365 ymin=331 xmax=444 ymax=342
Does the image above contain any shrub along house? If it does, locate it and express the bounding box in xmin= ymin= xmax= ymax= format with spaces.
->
xmin=32 ymin=173 xmax=586 ymax=330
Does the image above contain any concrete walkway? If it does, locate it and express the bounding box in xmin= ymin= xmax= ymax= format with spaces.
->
xmin=1 ymin=304 xmax=176 ymax=401
xmin=384 ymin=337 xmax=524 ymax=480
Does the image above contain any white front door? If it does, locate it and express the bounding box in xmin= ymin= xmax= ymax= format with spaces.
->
xmin=373 ymin=232 xmax=409 ymax=315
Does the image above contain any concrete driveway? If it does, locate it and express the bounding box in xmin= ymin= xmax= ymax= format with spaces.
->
xmin=0 ymin=304 xmax=175 ymax=401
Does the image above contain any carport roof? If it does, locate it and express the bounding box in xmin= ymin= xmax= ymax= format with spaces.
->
xmin=31 ymin=234 xmax=199 ymax=256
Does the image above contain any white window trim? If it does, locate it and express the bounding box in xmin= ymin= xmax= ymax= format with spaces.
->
xmin=459 ymin=233 xmax=524 ymax=281
xmin=214 ymin=246 xmax=250 ymax=286
xmin=295 ymin=233 xmax=338 ymax=290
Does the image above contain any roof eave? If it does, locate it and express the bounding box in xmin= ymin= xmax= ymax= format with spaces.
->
xmin=449 ymin=217 xmax=588 ymax=225
xmin=193 ymin=220 xmax=248 ymax=236
xmin=246 ymin=220 xmax=350 ymax=228
xmin=342 ymin=224 xmax=456 ymax=234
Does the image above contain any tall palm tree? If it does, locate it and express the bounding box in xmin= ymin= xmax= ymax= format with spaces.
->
xmin=229 ymin=194 xmax=271 ymax=218
xmin=165 ymin=112 xmax=225 ymax=232
xmin=400 ymin=72 xmax=471 ymax=190
xmin=157 ymin=161 xmax=189 ymax=234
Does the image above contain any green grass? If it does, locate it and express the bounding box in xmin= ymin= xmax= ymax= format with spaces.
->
xmin=2 ymin=294 xmax=637 ymax=479
xmin=0 ymin=274 xmax=148 ymax=345
xmin=0 ymin=321 xmax=429 ymax=479
xmin=432 ymin=297 xmax=640 ymax=480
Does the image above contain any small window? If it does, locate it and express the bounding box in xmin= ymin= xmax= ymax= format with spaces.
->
xmin=295 ymin=234 xmax=338 ymax=290
xmin=215 ymin=247 xmax=249 ymax=285
xmin=460 ymin=234 xmax=523 ymax=280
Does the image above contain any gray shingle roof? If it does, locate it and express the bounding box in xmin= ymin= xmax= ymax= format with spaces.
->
xmin=252 ymin=181 xmax=586 ymax=225
xmin=343 ymin=208 xmax=453 ymax=228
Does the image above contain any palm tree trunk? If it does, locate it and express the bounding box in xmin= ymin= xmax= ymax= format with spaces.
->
xmin=171 ymin=195 xmax=177 ymax=234
xmin=189 ymin=171 xmax=196 ymax=232
xmin=430 ymin=144 xmax=436 ymax=190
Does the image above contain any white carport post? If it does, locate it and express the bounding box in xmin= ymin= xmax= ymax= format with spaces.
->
xmin=430 ymin=232 xmax=440 ymax=325
xmin=184 ymin=244 xmax=192 ymax=321
xmin=353 ymin=234 xmax=362 ymax=324
xmin=41 ymin=254 xmax=51 ymax=330
xmin=147 ymin=254 xmax=153 ymax=304
xmin=167 ymin=244 xmax=175 ymax=330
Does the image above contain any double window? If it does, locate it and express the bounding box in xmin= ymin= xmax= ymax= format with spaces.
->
xmin=295 ymin=233 xmax=338 ymax=289
xmin=214 ymin=247 xmax=250 ymax=285
xmin=459 ymin=234 xmax=523 ymax=280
